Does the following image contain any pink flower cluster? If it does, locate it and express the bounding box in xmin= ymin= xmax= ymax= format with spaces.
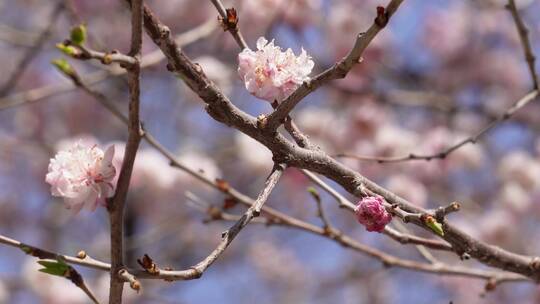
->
xmin=354 ymin=196 xmax=392 ymax=232
xmin=238 ymin=37 xmax=314 ymax=103
xmin=45 ymin=141 xmax=116 ymax=213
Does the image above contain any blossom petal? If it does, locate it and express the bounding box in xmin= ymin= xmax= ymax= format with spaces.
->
xmin=238 ymin=36 xmax=314 ymax=103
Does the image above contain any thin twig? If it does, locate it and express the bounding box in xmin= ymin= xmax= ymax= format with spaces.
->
xmin=136 ymin=164 xmax=284 ymax=281
xmin=210 ymin=0 xmax=248 ymax=49
xmin=383 ymin=226 xmax=453 ymax=252
xmin=284 ymin=117 xmax=314 ymax=149
xmin=302 ymin=169 xmax=453 ymax=251
xmin=307 ymin=187 xmax=332 ymax=230
xmin=4 ymin=201 xmax=523 ymax=287
xmin=506 ymin=0 xmax=538 ymax=89
xmin=390 ymin=221 xmax=440 ymax=264
xmin=191 ymin=203 xmax=527 ymax=286
xmin=0 ymin=18 xmax=217 ymax=110
xmin=65 ymin=266 xmax=102 ymax=304
xmin=302 ymin=169 xmax=355 ymax=210
xmin=77 ymin=45 xmax=137 ymax=67
xmin=0 ymin=1 xmax=64 ymax=97
xmin=0 ymin=234 xmax=110 ymax=271
xmin=336 ymin=90 xmax=539 ymax=163
xmin=265 ymin=0 xmax=404 ymax=131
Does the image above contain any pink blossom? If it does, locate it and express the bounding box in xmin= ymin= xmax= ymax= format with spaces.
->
xmin=354 ymin=196 xmax=392 ymax=232
xmin=238 ymin=37 xmax=314 ymax=102
xmin=45 ymin=141 xmax=116 ymax=213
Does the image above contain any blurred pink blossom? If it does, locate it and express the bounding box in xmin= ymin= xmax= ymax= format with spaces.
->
xmin=194 ymin=56 xmax=233 ymax=95
xmin=449 ymin=142 xmax=484 ymax=169
xmin=500 ymin=182 xmax=531 ymax=214
xmin=296 ymin=106 xmax=348 ymax=150
xmin=177 ymin=151 xmax=223 ymax=182
xmin=422 ymin=3 xmax=470 ymax=59
xmin=282 ymin=0 xmax=322 ymax=29
xmin=386 ymin=175 xmax=428 ymax=207
xmin=131 ymin=148 xmax=184 ymax=189
xmin=46 ymin=141 xmax=116 ymax=214
xmin=238 ymin=37 xmax=314 ymax=102
xmin=247 ymin=240 xmax=307 ymax=285
xmin=374 ymin=125 xmax=418 ymax=156
xmin=351 ymin=100 xmax=388 ymax=136
xmin=355 ymin=196 xmax=392 ymax=232
xmin=238 ymin=0 xmax=320 ymax=38
xmin=235 ymin=133 xmax=273 ymax=172
xmin=478 ymin=209 xmax=518 ymax=245
xmin=112 ymin=144 xmax=222 ymax=190
xmin=499 ymin=151 xmax=540 ymax=191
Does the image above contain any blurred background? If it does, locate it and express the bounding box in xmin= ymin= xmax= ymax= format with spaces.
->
xmin=1 ymin=0 xmax=540 ymax=303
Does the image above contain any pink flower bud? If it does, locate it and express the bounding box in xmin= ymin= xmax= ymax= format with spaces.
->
xmin=45 ymin=141 xmax=116 ymax=214
xmin=238 ymin=37 xmax=314 ymax=103
xmin=354 ymin=196 xmax=392 ymax=232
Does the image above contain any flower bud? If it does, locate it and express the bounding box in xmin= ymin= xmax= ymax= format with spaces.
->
xmin=354 ymin=196 xmax=392 ymax=232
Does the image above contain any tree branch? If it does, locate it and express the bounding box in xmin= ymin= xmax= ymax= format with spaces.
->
xmin=135 ymin=164 xmax=285 ymax=281
xmin=0 ymin=18 xmax=216 ymax=110
xmin=506 ymin=0 xmax=538 ymax=89
xmin=190 ymin=196 xmax=528 ymax=287
xmin=302 ymin=169 xmax=453 ymax=252
xmin=335 ymin=90 xmax=539 ymax=163
xmin=136 ymin=2 xmax=540 ymax=280
xmin=108 ymin=0 xmax=143 ymax=302
xmin=75 ymin=45 xmax=138 ymax=67
xmin=64 ymin=265 xmax=102 ymax=304
xmin=265 ymin=0 xmax=404 ymax=131
xmin=0 ymin=234 xmax=110 ymax=271
xmin=65 ymin=72 xmax=455 ymax=265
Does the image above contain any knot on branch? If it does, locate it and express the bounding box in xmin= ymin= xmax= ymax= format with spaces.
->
xmin=434 ymin=201 xmax=461 ymax=221
xmin=189 ymin=266 xmax=204 ymax=279
xmin=375 ymin=6 xmax=389 ymax=28
xmin=205 ymin=206 xmax=223 ymax=222
xmin=76 ymin=250 xmax=87 ymax=259
xmin=459 ymin=252 xmax=471 ymax=261
xmin=118 ymin=268 xmax=141 ymax=293
xmin=218 ymin=8 xmax=239 ymax=32
xmin=158 ymin=25 xmax=171 ymax=39
xmin=529 ymin=257 xmax=540 ymax=271
xmin=137 ymin=254 xmax=160 ymax=275
xmin=257 ymin=114 xmax=268 ymax=129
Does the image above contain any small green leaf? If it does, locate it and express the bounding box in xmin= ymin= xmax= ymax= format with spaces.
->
xmin=307 ymin=187 xmax=320 ymax=199
xmin=55 ymin=43 xmax=78 ymax=57
xmin=424 ymin=216 xmax=444 ymax=237
xmin=38 ymin=267 xmax=67 ymax=276
xmin=70 ymin=24 xmax=87 ymax=45
xmin=51 ymin=58 xmax=75 ymax=77
xmin=37 ymin=260 xmax=70 ymax=277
